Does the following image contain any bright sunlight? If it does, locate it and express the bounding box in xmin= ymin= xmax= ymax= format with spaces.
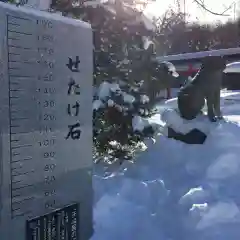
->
xmin=145 ymin=0 xmax=239 ymax=23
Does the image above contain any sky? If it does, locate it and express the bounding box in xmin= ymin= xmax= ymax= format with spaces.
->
xmin=144 ymin=0 xmax=239 ymax=24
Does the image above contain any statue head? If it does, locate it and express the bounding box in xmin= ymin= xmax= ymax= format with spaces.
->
xmin=201 ymin=55 xmax=226 ymax=72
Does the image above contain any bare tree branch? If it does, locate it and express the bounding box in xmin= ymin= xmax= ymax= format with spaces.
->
xmin=193 ymin=0 xmax=232 ymax=16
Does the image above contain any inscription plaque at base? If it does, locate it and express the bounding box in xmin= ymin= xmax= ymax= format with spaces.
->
xmin=26 ymin=203 xmax=79 ymax=240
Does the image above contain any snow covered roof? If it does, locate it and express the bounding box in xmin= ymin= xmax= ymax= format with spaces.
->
xmin=156 ymin=48 xmax=240 ymax=62
xmin=224 ymin=61 xmax=240 ymax=73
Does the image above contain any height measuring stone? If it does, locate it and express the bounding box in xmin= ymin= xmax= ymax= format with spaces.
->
xmin=0 ymin=2 xmax=93 ymax=240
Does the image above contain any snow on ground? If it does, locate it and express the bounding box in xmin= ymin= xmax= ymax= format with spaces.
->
xmin=91 ymin=90 xmax=240 ymax=240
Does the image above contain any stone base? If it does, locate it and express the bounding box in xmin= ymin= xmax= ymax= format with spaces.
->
xmin=168 ymin=127 xmax=207 ymax=144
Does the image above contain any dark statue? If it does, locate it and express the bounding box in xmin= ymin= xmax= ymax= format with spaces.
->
xmin=177 ymin=55 xmax=226 ymax=122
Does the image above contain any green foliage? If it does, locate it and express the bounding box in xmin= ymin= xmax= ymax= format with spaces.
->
xmin=93 ymin=80 xmax=155 ymax=163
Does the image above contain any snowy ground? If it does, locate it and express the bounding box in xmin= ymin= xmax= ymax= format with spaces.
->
xmin=91 ymin=90 xmax=240 ymax=240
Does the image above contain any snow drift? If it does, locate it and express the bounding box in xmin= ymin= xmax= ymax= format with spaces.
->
xmin=91 ymin=90 xmax=240 ymax=240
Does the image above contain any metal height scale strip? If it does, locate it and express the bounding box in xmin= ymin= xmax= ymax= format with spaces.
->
xmin=7 ymin=14 xmax=36 ymax=218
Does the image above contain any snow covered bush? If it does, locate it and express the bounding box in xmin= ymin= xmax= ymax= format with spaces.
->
xmin=93 ymin=80 xmax=157 ymax=163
